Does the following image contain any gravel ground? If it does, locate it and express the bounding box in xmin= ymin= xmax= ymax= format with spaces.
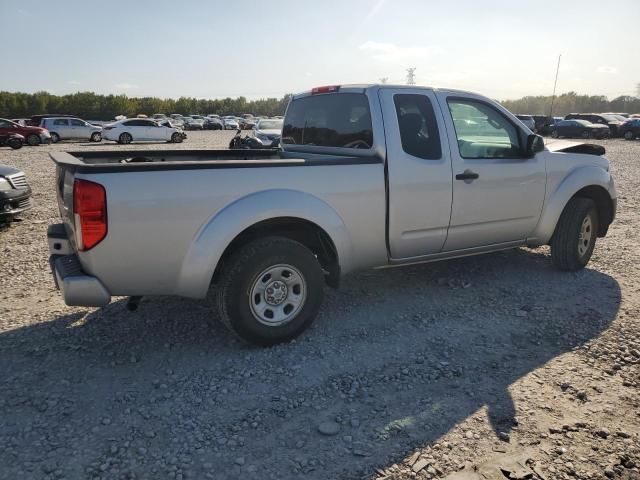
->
xmin=0 ymin=133 xmax=638 ymax=480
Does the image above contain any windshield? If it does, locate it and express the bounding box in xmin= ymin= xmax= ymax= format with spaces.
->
xmin=257 ymin=120 xmax=283 ymax=130
xmin=600 ymin=114 xmax=617 ymax=122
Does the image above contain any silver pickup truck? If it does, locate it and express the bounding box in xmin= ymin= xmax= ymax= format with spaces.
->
xmin=48 ymin=84 xmax=616 ymax=345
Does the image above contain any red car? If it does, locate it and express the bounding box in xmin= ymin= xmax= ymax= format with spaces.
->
xmin=0 ymin=118 xmax=51 ymax=146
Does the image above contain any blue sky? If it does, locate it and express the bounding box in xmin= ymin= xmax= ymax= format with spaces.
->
xmin=2 ymin=0 xmax=638 ymax=100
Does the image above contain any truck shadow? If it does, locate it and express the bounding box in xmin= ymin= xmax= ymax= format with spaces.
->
xmin=0 ymin=248 xmax=621 ymax=479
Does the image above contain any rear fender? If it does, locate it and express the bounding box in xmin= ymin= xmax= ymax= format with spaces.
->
xmin=175 ymin=189 xmax=352 ymax=298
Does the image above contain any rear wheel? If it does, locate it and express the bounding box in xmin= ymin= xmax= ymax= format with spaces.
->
xmin=214 ymin=237 xmax=325 ymax=346
xmin=171 ymin=132 xmax=183 ymax=143
xmin=624 ymin=131 xmax=634 ymax=140
xmin=118 ymin=132 xmax=132 ymax=144
xmin=551 ymin=130 xmax=559 ymax=138
xmin=26 ymin=134 xmax=40 ymax=146
xmin=50 ymin=132 xmax=60 ymax=143
xmin=551 ymin=197 xmax=598 ymax=271
xmin=90 ymin=132 xmax=102 ymax=142
xmin=581 ymin=130 xmax=590 ymax=139
xmin=8 ymin=138 xmax=22 ymax=149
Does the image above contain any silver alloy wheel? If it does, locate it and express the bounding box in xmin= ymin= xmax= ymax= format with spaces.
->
xmin=578 ymin=214 xmax=593 ymax=257
xmin=50 ymin=133 xmax=60 ymax=143
xmin=249 ymin=264 xmax=306 ymax=326
xmin=91 ymin=132 xmax=102 ymax=142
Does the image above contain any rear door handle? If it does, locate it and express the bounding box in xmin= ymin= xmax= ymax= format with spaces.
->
xmin=456 ymin=170 xmax=479 ymax=181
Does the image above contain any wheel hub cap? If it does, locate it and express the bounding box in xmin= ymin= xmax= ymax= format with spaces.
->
xmin=249 ymin=264 xmax=306 ymax=326
xmin=578 ymin=215 xmax=593 ymax=257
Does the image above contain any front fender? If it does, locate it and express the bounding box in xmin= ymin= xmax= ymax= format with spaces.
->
xmin=528 ymin=165 xmax=614 ymax=246
xmin=175 ymin=189 xmax=353 ymax=298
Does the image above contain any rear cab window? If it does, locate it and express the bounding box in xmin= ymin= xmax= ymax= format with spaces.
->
xmin=282 ymin=92 xmax=373 ymax=149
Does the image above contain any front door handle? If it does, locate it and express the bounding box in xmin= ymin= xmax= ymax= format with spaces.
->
xmin=456 ymin=170 xmax=479 ymax=182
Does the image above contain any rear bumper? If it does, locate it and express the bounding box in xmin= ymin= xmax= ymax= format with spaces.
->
xmin=48 ymin=223 xmax=111 ymax=307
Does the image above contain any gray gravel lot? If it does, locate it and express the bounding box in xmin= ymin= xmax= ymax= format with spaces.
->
xmin=0 ymin=132 xmax=638 ymax=479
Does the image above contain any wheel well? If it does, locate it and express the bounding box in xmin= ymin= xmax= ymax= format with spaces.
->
xmin=572 ymin=185 xmax=614 ymax=237
xmin=212 ymin=217 xmax=341 ymax=288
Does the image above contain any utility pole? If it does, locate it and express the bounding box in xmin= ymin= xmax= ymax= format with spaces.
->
xmin=406 ymin=68 xmax=416 ymax=85
xmin=379 ymin=77 xmax=388 ymax=84
xmin=549 ymin=54 xmax=561 ymax=117
xmin=636 ymin=82 xmax=640 ymax=98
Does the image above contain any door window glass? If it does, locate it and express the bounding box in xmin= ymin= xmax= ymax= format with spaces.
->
xmin=393 ymin=94 xmax=441 ymax=160
xmin=53 ymin=119 xmax=69 ymax=126
xmin=70 ymin=119 xmax=85 ymax=126
xmin=447 ymin=99 xmax=522 ymax=159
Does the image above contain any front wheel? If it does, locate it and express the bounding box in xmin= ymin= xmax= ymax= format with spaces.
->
xmin=26 ymin=134 xmax=40 ymax=146
xmin=551 ymin=130 xmax=559 ymax=138
xmin=90 ymin=132 xmax=102 ymax=142
xmin=214 ymin=237 xmax=325 ymax=346
xmin=581 ymin=131 xmax=591 ymax=139
xmin=624 ymin=131 xmax=634 ymax=140
xmin=171 ymin=132 xmax=183 ymax=143
xmin=118 ymin=132 xmax=132 ymax=144
xmin=551 ymin=197 xmax=598 ymax=271
xmin=50 ymin=132 xmax=60 ymax=143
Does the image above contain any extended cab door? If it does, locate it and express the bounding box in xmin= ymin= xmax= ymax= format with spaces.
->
xmin=380 ymin=88 xmax=453 ymax=258
xmin=436 ymin=92 xmax=546 ymax=251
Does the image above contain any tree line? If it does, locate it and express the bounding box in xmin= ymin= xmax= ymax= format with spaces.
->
xmin=0 ymin=91 xmax=292 ymax=120
xmin=500 ymin=92 xmax=640 ymax=116
xmin=1 ymin=90 xmax=638 ymax=121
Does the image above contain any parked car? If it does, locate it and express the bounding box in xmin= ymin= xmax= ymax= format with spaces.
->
xmin=565 ymin=113 xmax=624 ymax=137
xmin=27 ymin=114 xmax=76 ymax=127
xmin=41 ymin=117 xmax=103 ymax=143
xmin=530 ymin=115 xmax=555 ymax=135
xmin=0 ymin=118 xmax=51 ymax=146
xmin=182 ymin=118 xmax=204 ymax=130
xmin=619 ymin=118 xmax=640 ymax=140
xmin=47 ymin=84 xmax=616 ymax=346
xmin=515 ymin=115 xmax=535 ymax=130
xmin=103 ymin=118 xmax=185 ymax=144
xmin=551 ymin=119 xmax=610 ymax=139
xmin=253 ymin=118 xmax=283 ymax=147
xmin=0 ymin=133 xmax=24 ymax=149
xmin=151 ymin=114 xmax=167 ymax=121
xmin=10 ymin=118 xmax=29 ymax=126
xmin=239 ymin=118 xmax=256 ymax=130
xmin=203 ymin=117 xmax=224 ymax=130
xmin=223 ymin=117 xmax=239 ymax=130
xmin=0 ymin=164 xmax=32 ymax=222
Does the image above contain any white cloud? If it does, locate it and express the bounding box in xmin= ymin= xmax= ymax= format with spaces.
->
xmin=115 ymin=83 xmax=139 ymax=90
xmin=68 ymin=80 xmax=81 ymax=86
xmin=596 ymin=66 xmax=618 ymax=74
xmin=359 ymin=41 xmax=442 ymax=64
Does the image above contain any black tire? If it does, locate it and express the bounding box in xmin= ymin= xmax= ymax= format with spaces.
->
xmin=26 ymin=134 xmax=40 ymax=146
xmin=624 ymin=131 xmax=634 ymax=140
xmin=551 ymin=197 xmax=598 ymax=272
xmin=551 ymin=130 xmax=559 ymax=138
xmin=50 ymin=132 xmax=60 ymax=143
xmin=581 ymin=131 xmax=590 ymax=139
xmin=214 ymin=236 xmax=325 ymax=346
xmin=90 ymin=132 xmax=102 ymax=142
xmin=119 ymin=132 xmax=132 ymax=144
xmin=8 ymin=139 xmax=23 ymax=149
xmin=171 ymin=132 xmax=183 ymax=143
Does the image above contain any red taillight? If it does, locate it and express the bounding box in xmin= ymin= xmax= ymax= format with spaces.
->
xmin=73 ymin=179 xmax=107 ymax=251
xmin=311 ymin=85 xmax=340 ymax=94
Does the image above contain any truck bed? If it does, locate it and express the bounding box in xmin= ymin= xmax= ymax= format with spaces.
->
xmin=50 ymin=149 xmax=381 ymax=173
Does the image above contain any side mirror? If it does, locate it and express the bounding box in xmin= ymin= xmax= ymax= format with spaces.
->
xmin=526 ymin=133 xmax=545 ymax=157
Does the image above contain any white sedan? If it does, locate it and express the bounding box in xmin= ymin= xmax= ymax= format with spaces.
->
xmin=103 ymin=118 xmax=185 ymax=144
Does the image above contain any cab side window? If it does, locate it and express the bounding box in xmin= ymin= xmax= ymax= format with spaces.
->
xmin=447 ymin=99 xmax=522 ymax=159
xmin=70 ymin=119 xmax=85 ymax=126
xmin=393 ymin=94 xmax=441 ymax=160
xmin=53 ymin=119 xmax=69 ymax=126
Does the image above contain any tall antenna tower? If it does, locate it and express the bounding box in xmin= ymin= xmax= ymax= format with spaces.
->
xmin=406 ymin=68 xmax=416 ymax=85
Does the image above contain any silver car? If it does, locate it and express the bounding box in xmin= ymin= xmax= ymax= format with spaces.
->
xmin=42 ymin=117 xmax=103 ymax=143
